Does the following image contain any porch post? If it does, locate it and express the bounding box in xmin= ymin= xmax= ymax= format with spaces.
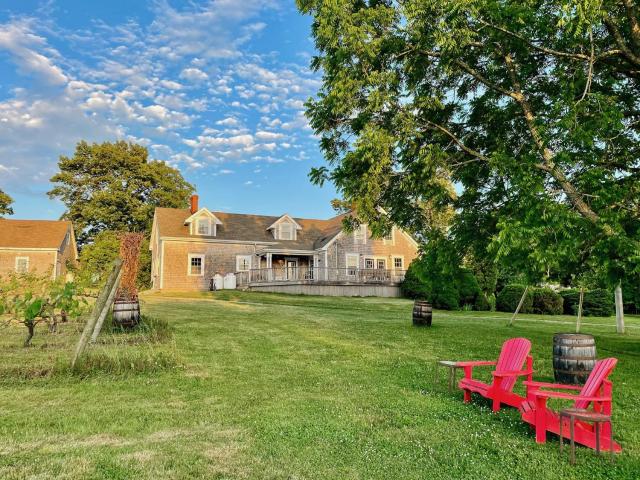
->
xmin=267 ymin=253 xmax=272 ymax=281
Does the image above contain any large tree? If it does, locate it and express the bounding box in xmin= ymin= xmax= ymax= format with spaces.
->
xmin=298 ymin=0 xmax=640 ymax=285
xmin=48 ymin=141 xmax=194 ymax=245
xmin=0 ymin=189 xmax=13 ymax=217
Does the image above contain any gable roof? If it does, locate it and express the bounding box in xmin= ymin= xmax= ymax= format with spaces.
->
xmin=184 ymin=208 xmax=223 ymax=225
xmin=154 ymin=207 xmax=347 ymax=251
xmin=0 ymin=219 xmax=74 ymax=250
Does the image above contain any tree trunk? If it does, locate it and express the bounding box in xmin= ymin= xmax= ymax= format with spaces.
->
xmin=24 ymin=322 xmax=35 ymax=347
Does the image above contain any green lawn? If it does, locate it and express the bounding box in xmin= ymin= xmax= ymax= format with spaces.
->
xmin=1 ymin=291 xmax=639 ymax=479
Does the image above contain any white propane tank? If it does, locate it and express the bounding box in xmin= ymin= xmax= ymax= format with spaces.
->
xmin=223 ymin=273 xmax=237 ymax=290
xmin=213 ymin=274 xmax=224 ymax=290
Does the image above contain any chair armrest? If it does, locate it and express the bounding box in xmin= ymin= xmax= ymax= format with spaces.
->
xmin=456 ymin=361 xmax=497 ymax=367
xmin=533 ymin=390 xmax=612 ymax=402
xmin=492 ymin=370 xmax=534 ymax=377
xmin=523 ymin=381 xmax=582 ymax=390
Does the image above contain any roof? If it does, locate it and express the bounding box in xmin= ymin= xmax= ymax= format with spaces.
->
xmin=154 ymin=207 xmax=347 ymax=251
xmin=0 ymin=219 xmax=74 ymax=249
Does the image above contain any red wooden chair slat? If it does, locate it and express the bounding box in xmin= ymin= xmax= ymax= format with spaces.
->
xmin=519 ymin=358 xmax=621 ymax=452
xmin=458 ymin=337 xmax=533 ymax=412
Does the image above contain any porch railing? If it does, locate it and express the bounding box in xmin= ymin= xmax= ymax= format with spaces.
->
xmin=236 ymin=267 xmax=406 ymax=286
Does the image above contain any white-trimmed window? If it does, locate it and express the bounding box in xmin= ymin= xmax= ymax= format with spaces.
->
xmin=279 ymin=223 xmax=294 ymax=240
xmin=15 ymin=257 xmax=29 ymax=273
xmin=354 ymin=224 xmax=367 ymax=244
xmin=188 ymin=254 xmax=205 ymax=276
xmin=345 ymin=253 xmax=359 ymax=277
xmin=393 ymin=257 xmax=404 ymax=270
xmin=383 ymin=228 xmax=394 ymax=245
xmin=377 ymin=259 xmax=386 ymax=270
xmin=364 ymin=258 xmax=374 ymax=269
xmin=197 ymin=218 xmax=211 ymax=235
xmin=236 ymin=255 xmax=252 ymax=272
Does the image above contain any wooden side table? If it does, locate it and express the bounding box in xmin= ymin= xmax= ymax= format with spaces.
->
xmin=435 ymin=360 xmax=464 ymax=392
xmin=559 ymin=408 xmax=614 ymax=465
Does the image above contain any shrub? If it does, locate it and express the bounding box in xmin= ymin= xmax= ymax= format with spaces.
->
xmin=560 ymin=289 xmax=580 ymax=315
xmin=401 ymin=239 xmax=484 ymax=310
xmin=496 ymin=285 xmax=533 ymax=313
xmin=582 ymin=289 xmax=615 ymax=317
xmin=400 ymin=266 xmax=431 ymax=300
xmin=560 ymin=288 xmax=614 ymax=317
xmin=531 ymin=288 xmax=564 ymax=315
xmin=474 ymin=293 xmax=491 ymax=311
xmin=457 ymin=268 xmax=481 ymax=307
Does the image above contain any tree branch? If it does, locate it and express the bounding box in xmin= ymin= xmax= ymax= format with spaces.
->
xmin=622 ymin=0 xmax=640 ymax=50
xmin=604 ymin=16 xmax=640 ymax=67
xmin=425 ymin=121 xmax=490 ymax=163
xmin=478 ymin=19 xmax=622 ymax=63
xmin=502 ymin=53 xmax=602 ymax=225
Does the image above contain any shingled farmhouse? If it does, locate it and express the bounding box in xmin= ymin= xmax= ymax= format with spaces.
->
xmin=0 ymin=219 xmax=78 ymax=280
xmin=150 ymin=196 xmax=418 ymax=296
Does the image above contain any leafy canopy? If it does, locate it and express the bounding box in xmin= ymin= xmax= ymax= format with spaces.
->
xmin=298 ymin=0 xmax=640 ymax=286
xmin=0 ymin=189 xmax=13 ymax=217
xmin=48 ymin=141 xmax=194 ymax=245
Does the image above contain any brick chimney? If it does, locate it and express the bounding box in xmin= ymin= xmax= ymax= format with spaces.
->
xmin=190 ymin=194 xmax=199 ymax=214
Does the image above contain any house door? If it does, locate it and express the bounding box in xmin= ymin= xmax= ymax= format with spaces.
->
xmin=285 ymin=259 xmax=298 ymax=280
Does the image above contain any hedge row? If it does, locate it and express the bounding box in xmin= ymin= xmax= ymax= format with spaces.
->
xmin=560 ymin=289 xmax=615 ymax=317
xmin=495 ymin=285 xmax=615 ymax=316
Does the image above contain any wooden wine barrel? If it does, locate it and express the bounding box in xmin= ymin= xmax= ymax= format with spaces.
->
xmin=553 ymin=333 xmax=597 ymax=384
xmin=112 ymin=296 xmax=140 ymax=328
xmin=412 ymin=300 xmax=432 ymax=327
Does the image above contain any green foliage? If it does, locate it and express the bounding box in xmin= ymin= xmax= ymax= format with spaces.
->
xmin=0 ymin=188 xmax=13 ymax=217
xmin=560 ymin=289 xmax=581 ymax=315
xmin=531 ymin=288 xmax=564 ymax=315
xmin=401 ymin=235 xmax=482 ymax=310
xmin=496 ymin=285 xmax=533 ymax=314
xmin=582 ymin=289 xmax=615 ymax=317
xmin=48 ymin=141 xmax=194 ymax=246
xmin=473 ymin=293 xmax=491 ymax=312
xmin=299 ymin=0 xmax=640 ymax=292
xmin=0 ymin=273 xmax=86 ymax=346
xmin=560 ymin=288 xmax=615 ymax=317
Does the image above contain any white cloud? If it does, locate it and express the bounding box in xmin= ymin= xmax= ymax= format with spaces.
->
xmin=255 ymin=130 xmax=284 ymax=141
xmin=0 ymin=19 xmax=68 ymax=85
xmin=179 ymin=67 xmax=209 ymax=83
xmin=216 ymin=116 xmax=241 ymax=127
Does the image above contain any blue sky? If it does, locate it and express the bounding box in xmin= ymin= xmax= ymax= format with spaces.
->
xmin=0 ymin=0 xmax=338 ymax=220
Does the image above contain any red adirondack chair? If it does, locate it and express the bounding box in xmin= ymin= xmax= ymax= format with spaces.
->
xmin=458 ymin=337 xmax=533 ymax=412
xmin=520 ymin=358 xmax=621 ymax=452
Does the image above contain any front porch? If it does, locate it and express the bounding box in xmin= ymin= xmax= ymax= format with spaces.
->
xmin=236 ymin=266 xmax=407 ymax=287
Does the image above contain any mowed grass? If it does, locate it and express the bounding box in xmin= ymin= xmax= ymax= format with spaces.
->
xmin=1 ymin=291 xmax=639 ymax=479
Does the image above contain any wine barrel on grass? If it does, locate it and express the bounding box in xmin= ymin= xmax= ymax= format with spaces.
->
xmin=553 ymin=333 xmax=597 ymax=384
xmin=112 ymin=296 xmax=140 ymax=328
xmin=412 ymin=300 xmax=432 ymax=327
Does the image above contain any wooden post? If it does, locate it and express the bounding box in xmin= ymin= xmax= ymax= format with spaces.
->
xmin=509 ymin=286 xmax=529 ymax=326
xmin=615 ymin=283 xmax=625 ymax=334
xmin=71 ymin=259 xmax=122 ymax=368
xmin=90 ymin=267 xmax=123 ymax=343
xmin=576 ymin=288 xmax=584 ymax=333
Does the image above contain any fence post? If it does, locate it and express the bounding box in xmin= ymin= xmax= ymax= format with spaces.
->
xmin=576 ymin=288 xmax=584 ymax=333
xmin=509 ymin=286 xmax=529 ymax=326
xmin=90 ymin=267 xmax=123 ymax=343
xmin=71 ymin=259 xmax=123 ymax=368
xmin=615 ymin=282 xmax=625 ymax=334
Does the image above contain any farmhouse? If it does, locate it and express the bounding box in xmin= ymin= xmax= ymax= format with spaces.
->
xmin=150 ymin=195 xmax=418 ymax=296
xmin=0 ymin=219 xmax=78 ymax=280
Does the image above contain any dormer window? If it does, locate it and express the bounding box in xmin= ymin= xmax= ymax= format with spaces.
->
xmin=197 ymin=218 xmax=210 ymax=235
xmin=267 ymin=214 xmax=302 ymax=241
xmin=185 ymin=207 xmax=222 ymax=237
xmin=279 ymin=223 xmax=294 ymax=240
